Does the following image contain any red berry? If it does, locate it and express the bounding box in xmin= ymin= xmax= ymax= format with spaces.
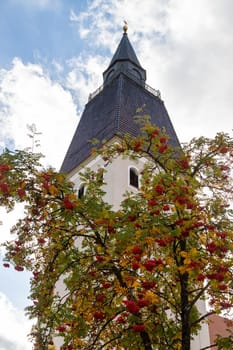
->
xmin=177 ymin=159 xmax=189 ymax=169
xmin=63 ymin=198 xmax=76 ymax=210
xmin=56 ymin=325 xmax=66 ymax=332
xmin=132 ymin=324 xmax=146 ymax=332
xmin=154 ymin=185 xmax=164 ymax=195
xmin=159 ymin=145 xmax=168 ymax=153
xmin=93 ymin=311 xmax=105 ymax=320
xmin=134 ymin=254 xmax=141 ymax=261
xmin=0 ymin=183 xmax=9 ymax=194
xmin=128 ymin=215 xmax=136 ymax=221
xmin=144 ymin=260 xmax=156 ymax=272
xmin=220 ymin=165 xmax=230 ymax=171
xmin=217 ymin=232 xmax=227 ymax=239
xmin=220 ymin=301 xmax=232 ymax=309
xmin=219 ymin=284 xmax=227 ymax=291
xmin=219 ymin=147 xmax=229 ymax=154
xmin=17 ymin=189 xmax=26 ymax=197
xmin=148 ymin=199 xmax=157 ymax=207
xmin=134 ymin=141 xmax=142 ymax=152
xmin=14 ymin=266 xmax=24 ymax=271
xmin=123 ymin=300 xmax=140 ymax=314
xmin=96 ymin=294 xmax=105 ymax=303
xmin=0 ymin=164 xmax=10 ymax=173
xmin=137 ymin=299 xmax=149 ymax=308
xmin=102 ymin=281 xmax=111 ymax=289
xmin=116 ymin=316 xmax=126 ymax=324
xmin=37 ymin=238 xmax=46 ymax=244
xmin=186 ymin=202 xmax=195 ymax=209
xmin=96 ymin=255 xmax=104 ymax=262
xmin=160 ymin=136 xmax=167 ymax=144
xmin=163 ymin=204 xmax=170 ymax=211
xmin=132 ymin=246 xmax=142 ymax=255
xmin=197 ymin=274 xmax=205 ymax=281
xmin=155 ymin=238 xmax=167 ymax=247
xmin=141 ymin=281 xmax=156 ymax=289
xmin=176 ymin=196 xmax=188 ymax=205
xmin=150 ymin=129 xmax=159 ymax=139
xmin=3 ymin=263 xmax=10 ymax=268
xmin=132 ymin=261 xmax=140 ymax=270
xmin=207 ymin=273 xmax=224 ymax=282
xmin=206 ymin=242 xmax=218 ymax=254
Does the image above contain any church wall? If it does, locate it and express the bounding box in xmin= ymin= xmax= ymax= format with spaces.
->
xmin=69 ymin=153 xmax=146 ymax=209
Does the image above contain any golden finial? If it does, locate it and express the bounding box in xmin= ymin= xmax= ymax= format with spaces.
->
xmin=123 ymin=20 xmax=128 ymax=33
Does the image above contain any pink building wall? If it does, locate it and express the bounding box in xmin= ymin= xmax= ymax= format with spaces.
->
xmin=208 ymin=314 xmax=233 ymax=349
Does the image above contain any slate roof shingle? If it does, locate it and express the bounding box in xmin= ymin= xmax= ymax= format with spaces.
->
xmin=60 ymin=74 xmax=180 ymax=173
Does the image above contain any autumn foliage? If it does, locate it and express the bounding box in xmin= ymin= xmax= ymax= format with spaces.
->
xmin=0 ymin=122 xmax=233 ymax=350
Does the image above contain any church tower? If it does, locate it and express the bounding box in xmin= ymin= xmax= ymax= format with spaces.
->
xmin=60 ymin=25 xmax=180 ymax=207
xmin=59 ymin=26 xmax=216 ymax=349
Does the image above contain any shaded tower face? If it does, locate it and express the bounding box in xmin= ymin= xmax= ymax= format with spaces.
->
xmin=60 ymin=28 xmax=180 ymax=177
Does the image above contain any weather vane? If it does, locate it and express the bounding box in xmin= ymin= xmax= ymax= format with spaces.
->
xmin=123 ymin=20 xmax=128 ymax=33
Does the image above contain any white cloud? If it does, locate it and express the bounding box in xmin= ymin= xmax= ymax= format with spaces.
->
xmin=70 ymin=0 xmax=233 ymax=141
xmin=0 ymin=292 xmax=33 ymax=350
xmin=66 ymin=54 xmax=109 ymax=109
xmin=0 ymin=58 xmax=78 ymax=169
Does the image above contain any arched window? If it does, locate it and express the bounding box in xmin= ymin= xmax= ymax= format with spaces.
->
xmin=129 ymin=167 xmax=139 ymax=189
xmin=78 ymin=184 xmax=85 ymax=199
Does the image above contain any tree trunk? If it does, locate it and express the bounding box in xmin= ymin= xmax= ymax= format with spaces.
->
xmin=181 ymin=271 xmax=191 ymax=350
xmin=141 ymin=331 xmax=153 ymax=350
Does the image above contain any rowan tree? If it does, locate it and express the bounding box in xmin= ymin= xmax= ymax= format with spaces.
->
xmin=0 ymin=121 xmax=233 ymax=350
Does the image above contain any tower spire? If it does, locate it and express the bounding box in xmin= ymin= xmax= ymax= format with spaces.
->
xmin=103 ymin=24 xmax=146 ymax=85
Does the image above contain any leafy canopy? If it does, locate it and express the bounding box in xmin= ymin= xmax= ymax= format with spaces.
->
xmin=0 ymin=122 xmax=233 ymax=350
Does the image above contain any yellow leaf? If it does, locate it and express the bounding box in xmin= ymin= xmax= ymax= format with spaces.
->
xmin=132 ymin=280 xmax=140 ymax=288
xmin=178 ymin=265 xmax=187 ymax=274
xmin=135 ymin=230 xmax=142 ymax=237
xmin=145 ymin=291 xmax=159 ymax=304
xmin=166 ymin=257 xmax=174 ymax=266
xmin=180 ymin=251 xmax=187 ymax=258
xmin=20 ymin=181 xmax=26 ymax=189
xmin=158 ymin=264 xmax=164 ymax=272
xmin=56 ymin=174 xmax=64 ymax=184
xmin=146 ymin=236 xmax=154 ymax=245
xmin=184 ymin=258 xmax=191 ymax=265
xmin=48 ymin=345 xmax=56 ymax=350
xmin=73 ymin=339 xmax=84 ymax=346
xmin=189 ymin=247 xmax=198 ymax=258
xmin=152 ymin=227 xmax=160 ymax=234
xmin=48 ymin=185 xmax=58 ymax=196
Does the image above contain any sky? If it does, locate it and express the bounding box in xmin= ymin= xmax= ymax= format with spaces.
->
xmin=0 ymin=0 xmax=232 ymax=349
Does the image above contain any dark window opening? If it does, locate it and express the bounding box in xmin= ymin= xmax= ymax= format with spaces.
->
xmin=129 ymin=168 xmax=139 ymax=188
xmin=78 ymin=184 xmax=85 ymax=199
